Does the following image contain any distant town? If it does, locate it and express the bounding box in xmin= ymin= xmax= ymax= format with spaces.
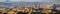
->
xmin=0 ymin=0 xmax=60 ymax=14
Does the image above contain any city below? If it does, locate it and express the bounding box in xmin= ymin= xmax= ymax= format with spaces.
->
xmin=0 ymin=1 xmax=60 ymax=14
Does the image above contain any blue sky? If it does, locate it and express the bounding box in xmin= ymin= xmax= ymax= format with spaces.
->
xmin=10 ymin=0 xmax=60 ymax=2
xmin=0 ymin=0 xmax=60 ymax=7
xmin=0 ymin=0 xmax=60 ymax=2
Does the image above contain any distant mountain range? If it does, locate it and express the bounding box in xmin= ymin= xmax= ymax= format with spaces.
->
xmin=0 ymin=2 xmax=60 ymax=8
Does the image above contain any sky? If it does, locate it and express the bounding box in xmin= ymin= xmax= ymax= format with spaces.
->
xmin=9 ymin=0 xmax=60 ymax=2
xmin=0 ymin=0 xmax=5 ymax=2
xmin=0 ymin=0 xmax=60 ymax=8
xmin=0 ymin=0 xmax=60 ymax=2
